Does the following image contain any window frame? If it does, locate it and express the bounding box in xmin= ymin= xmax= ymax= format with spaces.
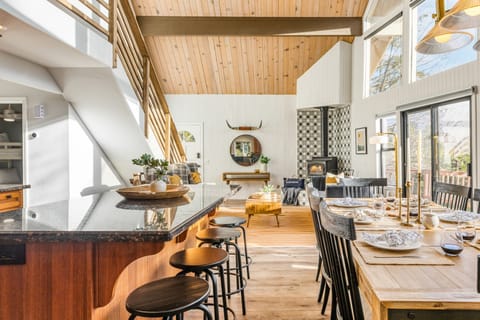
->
xmin=364 ymin=11 xmax=404 ymax=97
xmin=376 ymin=114 xmax=398 ymax=184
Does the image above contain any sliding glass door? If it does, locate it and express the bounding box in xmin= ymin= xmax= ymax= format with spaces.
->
xmin=402 ymin=98 xmax=471 ymax=199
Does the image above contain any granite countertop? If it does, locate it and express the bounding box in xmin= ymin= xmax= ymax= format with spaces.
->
xmin=0 ymin=183 xmax=234 ymax=242
xmin=0 ymin=184 xmax=31 ymax=192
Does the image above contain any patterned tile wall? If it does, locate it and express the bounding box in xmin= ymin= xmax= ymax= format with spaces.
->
xmin=297 ymin=109 xmax=323 ymax=178
xmin=297 ymin=106 xmax=351 ymax=177
xmin=328 ymin=106 xmax=352 ymax=172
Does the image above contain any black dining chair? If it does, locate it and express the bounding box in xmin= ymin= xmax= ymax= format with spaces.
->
xmin=306 ymin=185 xmax=334 ymax=317
xmin=340 ymin=178 xmax=387 ymax=198
xmin=472 ymin=188 xmax=480 ymax=213
xmin=432 ymin=181 xmax=471 ymax=211
xmin=319 ymin=201 xmax=364 ymax=320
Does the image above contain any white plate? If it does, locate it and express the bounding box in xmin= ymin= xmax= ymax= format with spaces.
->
xmin=362 ymin=230 xmax=423 ymax=251
xmin=438 ymin=211 xmax=480 ymax=223
xmin=355 ymin=218 xmax=374 ymax=225
xmin=362 ymin=239 xmax=422 ymax=251
xmin=328 ymin=199 xmax=368 ymax=208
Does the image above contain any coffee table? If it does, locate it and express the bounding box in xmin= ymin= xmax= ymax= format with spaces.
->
xmin=245 ymin=192 xmax=282 ymax=227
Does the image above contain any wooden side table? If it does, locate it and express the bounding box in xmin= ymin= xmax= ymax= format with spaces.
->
xmin=245 ymin=191 xmax=282 ymax=227
xmin=222 ymin=172 xmax=270 ymax=185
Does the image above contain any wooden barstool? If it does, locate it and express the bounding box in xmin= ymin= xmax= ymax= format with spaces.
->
xmin=125 ymin=276 xmax=212 ymax=320
xmin=209 ymin=216 xmax=252 ymax=279
xmin=170 ymin=247 xmax=230 ymax=320
xmin=196 ymin=227 xmax=247 ymax=316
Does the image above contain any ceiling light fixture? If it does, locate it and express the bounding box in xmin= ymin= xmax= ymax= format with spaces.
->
xmin=416 ymin=0 xmax=473 ymax=54
xmin=3 ymin=105 xmax=16 ymax=122
xmin=441 ymin=0 xmax=480 ymax=30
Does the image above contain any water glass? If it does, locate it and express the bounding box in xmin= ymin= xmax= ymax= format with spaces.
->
xmin=441 ymin=229 xmax=464 ymax=256
xmin=372 ymin=193 xmax=385 ymax=219
xmin=385 ymin=187 xmax=396 ymax=204
xmin=457 ymin=222 xmax=476 ymax=242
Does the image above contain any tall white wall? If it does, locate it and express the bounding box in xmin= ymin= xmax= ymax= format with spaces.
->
xmin=166 ymin=94 xmax=297 ymax=196
xmin=0 ymin=79 xmax=70 ymax=205
xmin=296 ymin=41 xmax=352 ymax=108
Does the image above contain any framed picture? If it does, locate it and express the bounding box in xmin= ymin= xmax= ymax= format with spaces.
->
xmin=355 ymin=127 xmax=367 ymax=155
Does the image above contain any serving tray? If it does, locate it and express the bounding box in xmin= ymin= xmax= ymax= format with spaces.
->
xmin=116 ymin=184 xmax=190 ymax=200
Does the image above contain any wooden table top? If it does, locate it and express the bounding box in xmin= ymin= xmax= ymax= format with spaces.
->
xmin=325 ymin=198 xmax=480 ymax=320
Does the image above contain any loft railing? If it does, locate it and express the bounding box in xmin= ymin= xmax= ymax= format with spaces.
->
xmin=55 ymin=0 xmax=186 ymax=163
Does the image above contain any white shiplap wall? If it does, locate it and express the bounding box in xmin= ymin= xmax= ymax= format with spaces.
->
xmin=296 ymin=41 xmax=352 ymax=108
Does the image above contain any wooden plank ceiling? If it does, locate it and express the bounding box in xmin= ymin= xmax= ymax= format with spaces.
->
xmin=132 ymin=0 xmax=369 ymax=95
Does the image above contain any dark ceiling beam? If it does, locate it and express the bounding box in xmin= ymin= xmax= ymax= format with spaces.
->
xmin=137 ymin=16 xmax=362 ymax=37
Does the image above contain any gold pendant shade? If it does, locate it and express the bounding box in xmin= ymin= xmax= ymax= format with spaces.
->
xmin=416 ymin=0 xmax=474 ymax=54
xmin=440 ymin=0 xmax=480 ymax=30
xmin=415 ymin=23 xmax=473 ymax=54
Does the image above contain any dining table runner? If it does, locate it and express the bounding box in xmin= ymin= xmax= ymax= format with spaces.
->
xmin=354 ymin=241 xmax=454 ymax=265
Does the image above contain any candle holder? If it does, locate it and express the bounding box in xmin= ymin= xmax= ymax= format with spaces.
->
xmin=416 ymin=172 xmax=422 ymax=224
xmin=397 ymin=187 xmax=402 ymax=220
xmin=402 ymin=181 xmax=414 ymax=227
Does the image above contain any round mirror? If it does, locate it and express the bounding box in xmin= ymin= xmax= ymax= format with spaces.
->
xmin=229 ymin=134 xmax=262 ymax=166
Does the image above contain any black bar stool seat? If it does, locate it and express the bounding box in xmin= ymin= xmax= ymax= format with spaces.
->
xmin=196 ymin=227 xmax=241 ymax=244
xmin=126 ymin=276 xmax=212 ymax=319
xmin=210 ymin=216 xmax=246 ymax=227
xmin=210 ymin=216 xmax=252 ymax=279
xmin=170 ymin=247 xmax=230 ymax=320
xmin=170 ymin=247 xmax=228 ymax=271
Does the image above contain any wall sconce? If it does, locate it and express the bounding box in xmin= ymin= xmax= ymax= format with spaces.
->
xmin=369 ymin=132 xmax=399 ymax=198
xmin=441 ymin=0 xmax=480 ymax=30
xmin=416 ymin=0 xmax=473 ymax=54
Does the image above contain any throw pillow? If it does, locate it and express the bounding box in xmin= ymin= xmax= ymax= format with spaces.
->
xmin=325 ymin=173 xmax=337 ymax=184
xmin=168 ymin=174 xmax=182 ymax=185
xmin=167 ymin=163 xmax=191 ymax=184
xmin=189 ymin=172 xmax=202 ymax=184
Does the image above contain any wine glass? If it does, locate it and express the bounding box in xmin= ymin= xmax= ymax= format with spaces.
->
xmin=372 ymin=193 xmax=385 ymax=220
xmin=385 ymin=187 xmax=396 ymax=204
xmin=441 ymin=229 xmax=464 ymax=256
xmin=457 ymin=221 xmax=476 ymax=242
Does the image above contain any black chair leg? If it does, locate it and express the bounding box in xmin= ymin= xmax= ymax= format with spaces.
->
xmin=318 ymin=276 xmax=326 ymax=303
xmin=331 ymin=293 xmax=337 ymax=320
xmin=321 ymin=285 xmax=330 ymax=315
xmin=315 ymin=254 xmax=321 ymax=282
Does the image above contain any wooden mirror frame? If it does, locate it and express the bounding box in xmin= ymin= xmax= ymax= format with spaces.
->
xmin=229 ymin=134 xmax=262 ymax=166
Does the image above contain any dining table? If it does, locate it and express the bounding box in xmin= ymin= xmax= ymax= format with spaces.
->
xmin=325 ymin=197 xmax=480 ymax=320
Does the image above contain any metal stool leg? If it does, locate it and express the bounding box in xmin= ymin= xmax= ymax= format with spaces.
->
xmin=238 ymin=225 xmax=251 ymax=279
xmin=226 ymin=240 xmax=246 ymax=315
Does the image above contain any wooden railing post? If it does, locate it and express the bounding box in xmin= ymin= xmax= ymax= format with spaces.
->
xmin=142 ymin=56 xmax=150 ymax=138
xmin=110 ymin=0 xmax=118 ymax=68
xmin=165 ymin=114 xmax=171 ymax=161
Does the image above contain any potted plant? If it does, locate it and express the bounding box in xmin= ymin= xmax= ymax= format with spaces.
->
xmin=132 ymin=153 xmax=169 ymax=187
xmin=259 ymin=155 xmax=270 ymax=173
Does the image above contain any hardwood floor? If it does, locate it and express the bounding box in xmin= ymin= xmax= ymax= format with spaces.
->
xmin=207 ymin=202 xmax=331 ymax=320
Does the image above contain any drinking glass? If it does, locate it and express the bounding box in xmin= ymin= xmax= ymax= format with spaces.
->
xmin=441 ymin=229 xmax=464 ymax=256
xmin=372 ymin=193 xmax=385 ymax=220
xmin=457 ymin=222 xmax=476 ymax=242
xmin=385 ymin=187 xmax=396 ymax=204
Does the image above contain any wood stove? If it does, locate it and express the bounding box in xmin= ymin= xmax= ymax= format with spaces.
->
xmin=307 ymin=157 xmax=338 ymax=177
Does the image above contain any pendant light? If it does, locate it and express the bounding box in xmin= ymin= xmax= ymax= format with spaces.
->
xmin=441 ymin=0 xmax=480 ymax=30
xmin=416 ymin=0 xmax=473 ymax=54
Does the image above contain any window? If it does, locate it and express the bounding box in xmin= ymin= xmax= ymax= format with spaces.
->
xmin=402 ymin=98 xmax=471 ymax=198
xmin=365 ymin=0 xmax=403 ymax=30
xmin=366 ymin=15 xmax=403 ymax=96
xmin=377 ymin=115 xmax=397 ymax=186
xmin=412 ymin=0 xmax=477 ymax=81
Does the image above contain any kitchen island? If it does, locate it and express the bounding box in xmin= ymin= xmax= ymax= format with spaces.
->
xmin=0 ymin=183 xmax=232 ymax=320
